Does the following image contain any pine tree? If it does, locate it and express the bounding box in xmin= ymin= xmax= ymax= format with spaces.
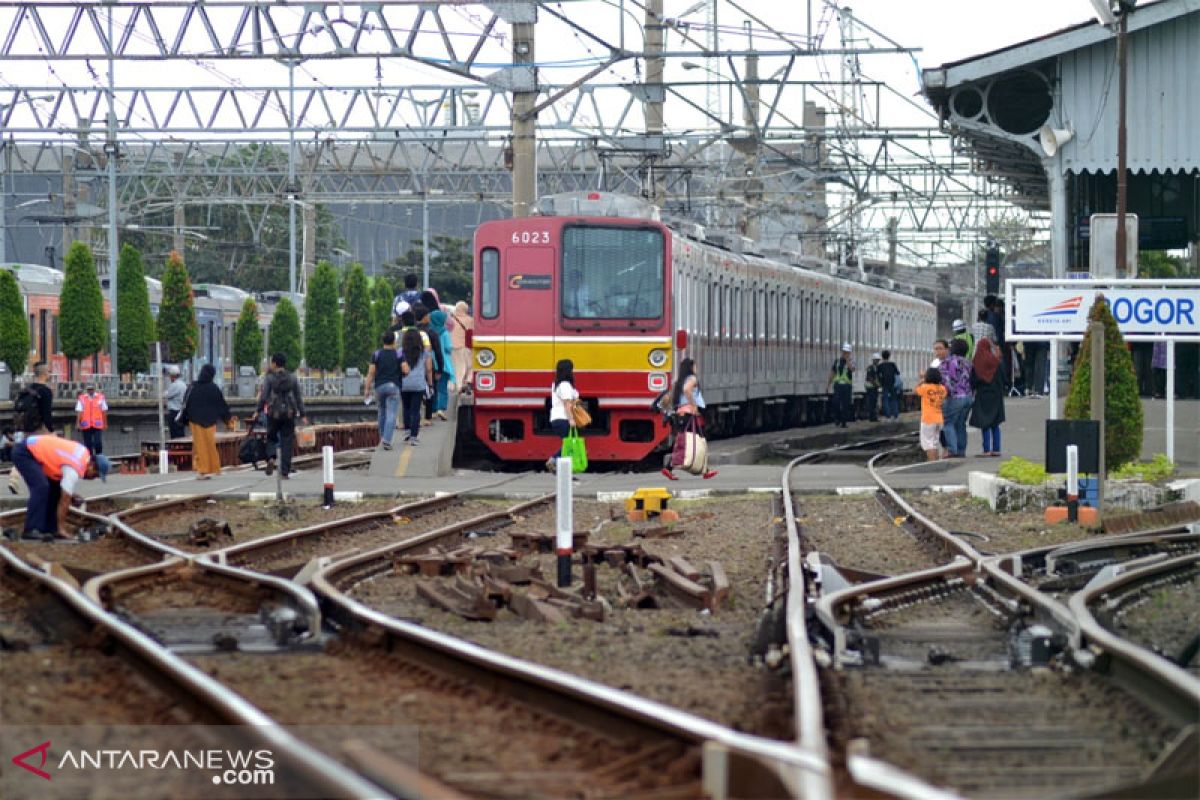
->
xmin=116 ymin=243 xmax=155 ymax=374
xmin=1064 ymin=295 xmax=1144 ymax=470
xmin=304 ymin=260 xmax=342 ymax=373
xmin=268 ymin=296 xmax=302 ymax=372
xmin=158 ymin=251 xmax=198 ymax=363
xmin=371 ymin=275 xmax=395 ymax=337
xmin=59 ymin=241 xmax=107 ymax=370
xmin=233 ymin=297 xmax=264 ymax=374
xmin=0 ymin=268 xmax=30 ymax=377
xmin=341 ymin=263 xmax=373 ymax=373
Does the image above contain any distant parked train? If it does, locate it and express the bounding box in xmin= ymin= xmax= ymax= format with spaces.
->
xmin=464 ymin=192 xmax=936 ymax=464
xmin=2 ymin=263 xmax=296 ymax=377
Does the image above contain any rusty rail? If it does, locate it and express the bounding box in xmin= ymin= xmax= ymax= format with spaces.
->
xmin=0 ymin=542 xmax=390 ymax=798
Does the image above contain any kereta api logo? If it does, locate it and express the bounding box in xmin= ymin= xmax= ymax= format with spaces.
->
xmin=12 ymin=740 xmax=52 ymax=780
xmin=1036 ymin=296 xmax=1084 ymax=318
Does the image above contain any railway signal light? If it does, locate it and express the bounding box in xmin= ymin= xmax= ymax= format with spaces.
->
xmin=985 ymin=246 xmax=1001 ymax=295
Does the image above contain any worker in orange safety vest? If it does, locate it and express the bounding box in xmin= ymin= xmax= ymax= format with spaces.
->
xmin=8 ymin=404 xmax=94 ymax=539
xmin=75 ymin=382 xmax=108 ymax=457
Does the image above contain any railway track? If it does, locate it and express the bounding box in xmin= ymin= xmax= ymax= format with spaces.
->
xmin=90 ymin=492 xmax=817 ymax=798
xmin=0 ymin=541 xmax=390 ymax=798
xmin=786 ymin=451 xmax=1200 ymax=799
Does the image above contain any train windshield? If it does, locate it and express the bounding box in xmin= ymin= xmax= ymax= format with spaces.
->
xmin=561 ymin=225 xmax=664 ymax=320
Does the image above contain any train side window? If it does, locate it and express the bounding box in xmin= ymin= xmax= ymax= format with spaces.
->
xmin=480 ymin=248 xmax=500 ymax=319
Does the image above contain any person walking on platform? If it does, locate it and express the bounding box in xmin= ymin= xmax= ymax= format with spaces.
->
xmin=864 ymin=353 xmax=881 ymax=422
xmin=182 ymin=363 xmax=235 ymax=480
xmin=826 ymin=343 xmax=855 ymax=428
xmin=877 ymin=350 xmax=900 ymax=419
xmin=164 ymin=365 xmax=187 ymax=439
xmin=74 ymin=382 xmax=108 ymax=456
xmin=8 ymin=390 xmax=95 ymax=539
xmin=940 ymin=338 xmax=974 ymax=458
xmin=915 ymin=367 xmax=947 ymax=462
xmin=451 ymin=301 xmax=474 ymax=392
xmin=972 ymin=309 xmax=996 ymax=348
xmin=429 ymin=309 xmax=455 ymax=420
xmin=661 ymin=358 xmax=718 ymax=480
xmin=548 ymin=358 xmax=580 ymax=473
xmin=399 ymin=328 xmax=433 ymax=445
xmin=364 ymin=331 xmax=402 ymax=450
xmin=969 ymin=338 xmax=1006 ymax=457
xmin=258 ymin=353 xmax=306 ymax=479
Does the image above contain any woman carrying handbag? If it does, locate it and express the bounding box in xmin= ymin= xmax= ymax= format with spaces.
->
xmin=546 ymin=359 xmax=587 ymax=473
xmin=662 ymin=358 xmax=718 ymax=480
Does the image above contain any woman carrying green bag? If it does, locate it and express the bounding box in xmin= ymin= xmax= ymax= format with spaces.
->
xmin=546 ymin=359 xmax=584 ymax=472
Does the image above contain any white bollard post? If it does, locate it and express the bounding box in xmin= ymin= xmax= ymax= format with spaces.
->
xmin=322 ymin=445 xmax=334 ymax=508
xmin=555 ymin=457 xmax=573 ymax=587
xmin=1166 ymin=340 xmax=1175 ymax=465
xmin=1066 ymin=444 xmax=1079 ymax=523
xmin=159 ymin=449 xmax=169 ymax=475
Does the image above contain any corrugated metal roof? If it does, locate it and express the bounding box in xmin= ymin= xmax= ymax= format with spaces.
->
xmin=1059 ymin=10 xmax=1200 ymax=174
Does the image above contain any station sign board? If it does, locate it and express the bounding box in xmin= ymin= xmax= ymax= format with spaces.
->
xmin=1006 ymin=278 xmax=1200 ymax=341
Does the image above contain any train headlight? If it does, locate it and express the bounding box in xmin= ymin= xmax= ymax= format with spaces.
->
xmin=648 ymin=372 xmax=668 ymax=392
xmin=476 ymin=348 xmax=496 ymax=368
xmin=647 ymin=349 xmax=668 ymax=368
xmin=475 ymin=372 xmax=496 ymax=391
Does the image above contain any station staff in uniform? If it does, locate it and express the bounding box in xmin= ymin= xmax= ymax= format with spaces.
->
xmin=75 ymin=383 xmax=109 ymax=456
xmin=10 ymin=416 xmax=92 ymax=539
xmin=826 ymin=343 xmax=855 ymax=428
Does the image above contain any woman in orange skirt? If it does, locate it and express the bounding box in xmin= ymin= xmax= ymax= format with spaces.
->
xmin=180 ymin=364 xmax=234 ymax=479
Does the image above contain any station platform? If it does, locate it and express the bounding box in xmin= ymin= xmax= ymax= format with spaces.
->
xmin=366 ymin=394 xmax=458 ymax=479
xmin=41 ymin=397 xmax=1196 ymax=504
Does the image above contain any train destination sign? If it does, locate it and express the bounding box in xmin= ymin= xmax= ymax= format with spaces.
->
xmin=1007 ymin=279 xmax=1200 ymax=341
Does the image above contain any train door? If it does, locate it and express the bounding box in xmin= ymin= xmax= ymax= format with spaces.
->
xmin=503 ymin=241 xmax=556 ymax=381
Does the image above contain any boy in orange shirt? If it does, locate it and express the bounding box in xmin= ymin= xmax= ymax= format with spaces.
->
xmin=915 ymin=367 xmax=948 ymax=461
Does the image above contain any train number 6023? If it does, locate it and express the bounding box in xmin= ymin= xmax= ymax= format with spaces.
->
xmin=511 ymin=230 xmax=550 ymax=244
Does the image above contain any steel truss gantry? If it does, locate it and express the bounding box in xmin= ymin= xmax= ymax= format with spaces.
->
xmin=0 ymin=0 xmax=1040 ymax=271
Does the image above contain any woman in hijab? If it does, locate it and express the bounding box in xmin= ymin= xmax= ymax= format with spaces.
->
xmin=181 ymin=364 xmax=235 ymax=479
xmin=968 ymin=338 xmax=1006 ymax=456
xmin=428 ymin=309 xmax=455 ymax=420
xmin=450 ymin=300 xmax=474 ymax=391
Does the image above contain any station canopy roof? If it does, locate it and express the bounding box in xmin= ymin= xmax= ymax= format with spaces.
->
xmin=921 ymin=0 xmax=1200 ymax=211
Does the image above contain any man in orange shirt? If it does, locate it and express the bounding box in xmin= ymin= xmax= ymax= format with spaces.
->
xmin=914 ymin=367 xmax=948 ymax=462
xmin=75 ymin=382 xmax=109 ymax=456
xmin=8 ymin=391 xmax=95 ymax=539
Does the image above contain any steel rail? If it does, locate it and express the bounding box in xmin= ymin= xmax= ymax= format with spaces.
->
xmin=201 ymin=476 xmax=526 ymax=571
xmin=311 ymin=493 xmax=827 ymax=799
xmin=1070 ymin=552 xmax=1200 ymax=717
xmin=0 ymin=543 xmax=391 ymax=799
xmin=866 ymin=451 xmax=1081 ymax=643
xmin=992 ymin=526 xmax=1200 ymax=588
xmin=1 ymin=504 xmax=191 ymax=562
xmin=778 ymin=458 xmax=837 ymax=800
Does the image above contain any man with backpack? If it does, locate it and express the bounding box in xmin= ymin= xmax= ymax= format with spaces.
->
xmin=256 ymin=353 xmax=307 ymax=479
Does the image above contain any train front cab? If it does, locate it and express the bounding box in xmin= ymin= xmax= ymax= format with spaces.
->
xmin=469 ymin=213 xmax=674 ymax=464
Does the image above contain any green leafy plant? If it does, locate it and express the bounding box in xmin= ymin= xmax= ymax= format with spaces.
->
xmin=1111 ymin=453 xmax=1175 ymax=482
xmin=997 ymin=456 xmax=1048 ymax=485
xmin=1063 ymin=295 xmax=1143 ymax=470
xmin=59 ymin=241 xmax=107 ymax=369
xmin=304 ymin=260 xmax=342 ymax=373
xmin=341 ymin=263 xmax=373 ymax=373
xmin=233 ymin=297 xmax=264 ymax=374
xmin=268 ymin=296 xmax=302 ymax=372
xmin=370 ymin=276 xmax=394 ymax=341
xmin=116 ymin=243 xmax=155 ymax=374
xmin=157 ymin=251 xmax=198 ymax=363
xmin=0 ymin=268 xmax=30 ymax=377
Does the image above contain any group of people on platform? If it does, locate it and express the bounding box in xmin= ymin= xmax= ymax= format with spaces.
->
xmin=362 ymin=275 xmax=474 ymax=451
xmin=916 ymin=329 xmax=1007 ymax=462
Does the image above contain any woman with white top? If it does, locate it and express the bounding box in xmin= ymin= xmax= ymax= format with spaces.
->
xmin=547 ymin=359 xmax=579 ymax=471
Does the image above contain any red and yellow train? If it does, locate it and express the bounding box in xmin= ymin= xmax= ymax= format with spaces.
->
xmin=464 ymin=192 xmax=936 ymax=464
